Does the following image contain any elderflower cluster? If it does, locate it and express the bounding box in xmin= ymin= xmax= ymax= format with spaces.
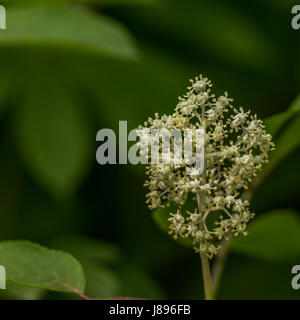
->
xmin=138 ymin=75 xmax=274 ymax=258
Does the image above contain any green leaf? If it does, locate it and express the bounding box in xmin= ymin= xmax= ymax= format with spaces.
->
xmin=260 ymin=115 xmax=300 ymax=182
xmin=256 ymin=94 xmax=300 ymax=184
xmin=0 ymin=76 xmax=11 ymax=115
xmin=0 ymin=146 xmax=22 ymax=240
xmin=231 ymin=210 xmax=300 ymax=262
xmin=0 ymin=7 xmax=137 ymax=59
xmin=2 ymin=0 xmax=157 ymax=7
xmin=0 ymin=240 xmax=85 ymax=293
xmin=270 ymin=116 xmax=300 ymax=166
xmin=264 ymin=93 xmax=300 ymax=137
xmin=50 ymin=236 xmax=122 ymax=298
xmin=290 ymin=94 xmax=300 ymax=111
xmin=0 ymin=283 xmax=44 ymax=300
xmin=15 ymin=82 xmax=92 ymax=197
xmin=152 ymin=208 xmax=170 ymax=234
xmin=252 ymin=148 xmax=300 ymax=211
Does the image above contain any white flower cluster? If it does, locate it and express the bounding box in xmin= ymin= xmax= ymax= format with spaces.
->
xmin=138 ymin=75 xmax=274 ymax=258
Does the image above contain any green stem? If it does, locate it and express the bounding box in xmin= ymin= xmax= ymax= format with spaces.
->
xmin=197 ymin=110 xmax=214 ymax=300
xmin=211 ymin=236 xmax=231 ymax=297
xmin=201 ymin=253 xmax=214 ymax=300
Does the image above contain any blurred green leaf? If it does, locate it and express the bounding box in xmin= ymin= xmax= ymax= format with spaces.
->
xmin=2 ymin=0 xmax=157 ymax=7
xmin=152 ymin=208 xmax=169 ymax=233
xmin=0 ymin=81 xmax=10 ymax=114
xmin=252 ymin=147 xmax=300 ymax=212
xmin=0 ymin=66 xmax=17 ymax=116
xmin=0 ymin=143 xmax=22 ymax=240
xmin=189 ymin=1 xmax=278 ymax=70
xmin=269 ymin=115 xmax=300 ymax=166
xmin=0 ymin=7 xmax=137 ymax=59
xmin=1 ymin=0 xmax=64 ymax=7
xmin=81 ymin=258 xmax=121 ymax=298
xmin=51 ymin=235 xmax=122 ymax=264
xmin=75 ymin=0 xmax=158 ymax=5
xmin=50 ymin=235 xmax=122 ymax=298
xmin=264 ymin=93 xmax=300 ymax=136
xmin=251 ymin=95 xmax=300 ymax=191
xmin=261 ymin=115 xmax=300 ymax=182
xmin=0 ymin=240 xmax=86 ymax=293
xmin=0 ymin=283 xmax=44 ymax=300
xmin=15 ymin=82 xmax=92 ymax=197
xmin=119 ymin=0 xmax=279 ymax=70
xmin=290 ymin=94 xmax=300 ymax=111
xmin=231 ymin=209 xmax=300 ymax=262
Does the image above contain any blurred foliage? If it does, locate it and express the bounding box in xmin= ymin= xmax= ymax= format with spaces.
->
xmin=0 ymin=0 xmax=299 ymax=300
xmin=0 ymin=241 xmax=85 ymax=293
xmin=231 ymin=210 xmax=300 ymax=262
xmin=264 ymin=94 xmax=300 ymax=137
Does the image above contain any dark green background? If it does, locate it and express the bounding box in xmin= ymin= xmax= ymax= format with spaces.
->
xmin=0 ymin=0 xmax=299 ymax=299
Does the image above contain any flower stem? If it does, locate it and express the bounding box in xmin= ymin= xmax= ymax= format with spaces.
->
xmin=201 ymin=253 xmax=214 ymax=300
xmin=211 ymin=236 xmax=231 ymax=297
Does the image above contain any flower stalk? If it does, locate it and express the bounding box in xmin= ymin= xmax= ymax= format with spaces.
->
xmin=211 ymin=236 xmax=231 ymax=296
xmin=201 ymin=253 xmax=214 ymax=300
xmin=138 ymin=75 xmax=274 ymax=299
